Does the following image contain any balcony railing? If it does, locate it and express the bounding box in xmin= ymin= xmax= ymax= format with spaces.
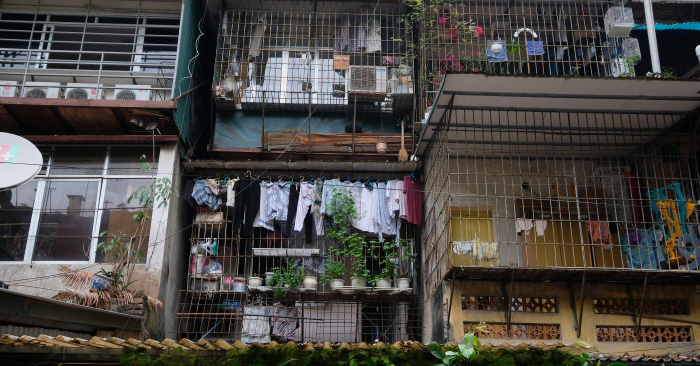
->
xmin=0 ymin=4 xmax=180 ymax=101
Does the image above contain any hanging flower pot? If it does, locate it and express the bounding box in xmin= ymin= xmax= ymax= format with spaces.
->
xmin=376 ymin=141 xmax=388 ymax=154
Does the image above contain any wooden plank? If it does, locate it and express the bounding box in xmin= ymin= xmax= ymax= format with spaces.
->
xmin=56 ymin=106 xmax=123 ymax=134
xmin=3 ymin=105 xmax=66 ymax=134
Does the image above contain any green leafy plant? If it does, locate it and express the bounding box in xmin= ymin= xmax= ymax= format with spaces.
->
xmin=430 ymin=333 xmax=481 ymax=365
xmin=325 ymin=190 xmax=370 ymax=281
xmin=268 ymin=259 xmax=304 ymax=298
xmin=319 ymin=248 xmax=347 ymax=285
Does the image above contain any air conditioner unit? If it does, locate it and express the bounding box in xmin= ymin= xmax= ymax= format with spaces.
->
xmin=0 ymin=81 xmax=18 ymax=97
xmin=22 ymin=82 xmax=62 ymax=99
xmin=347 ymin=66 xmax=388 ymax=94
xmin=65 ymin=83 xmax=104 ymax=99
xmin=113 ymin=85 xmax=151 ymax=101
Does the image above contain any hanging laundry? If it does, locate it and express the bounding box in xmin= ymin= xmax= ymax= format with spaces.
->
xmin=471 ymin=240 xmax=499 ymax=261
xmin=320 ymin=178 xmax=342 ymax=217
xmin=205 ymin=178 xmax=224 ymax=196
xmin=386 ymin=179 xmax=402 ymax=217
xmin=310 ymin=179 xmax=324 ymax=235
xmin=266 ymin=182 xmax=291 ymax=222
xmin=293 ymin=182 xmax=314 ymax=232
xmin=254 ymin=182 xmax=274 ymax=231
xmin=241 ymin=306 xmax=270 ymax=344
xmin=272 ymin=302 xmax=298 ymax=341
xmin=515 ymin=218 xmax=533 ymax=235
xmin=404 ymin=176 xmax=424 ymax=225
xmin=358 ymin=183 xmax=379 ymax=234
xmin=232 ymin=179 xmax=261 ymax=237
xmin=376 ymin=182 xmax=399 ymax=239
xmin=365 ymin=18 xmax=381 ymax=52
xmin=225 ymin=179 xmax=238 ymax=207
xmin=620 ymin=228 xmax=660 ymax=269
xmin=335 ymin=16 xmax=352 ymax=52
xmin=452 ymin=241 xmax=473 ymax=255
xmin=587 ymin=221 xmax=612 ymax=248
xmin=285 ymin=183 xmax=300 ymax=236
xmin=249 ymin=15 xmax=267 ymax=58
xmin=346 ymin=181 xmax=364 ymax=230
xmin=191 ymin=180 xmax=223 ymax=210
xmin=534 ymin=220 xmax=547 ymax=237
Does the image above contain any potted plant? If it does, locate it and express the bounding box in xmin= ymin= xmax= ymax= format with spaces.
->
xmin=372 ymin=259 xmax=395 ymax=288
xmin=326 ymin=190 xmax=370 ymax=288
xmin=264 ymin=271 xmax=275 ymax=286
xmin=320 ymin=248 xmax=347 ymax=289
xmin=394 ymin=238 xmax=414 ymax=288
xmin=268 ymin=259 xmax=304 ymax=298
xmin=302 ymin=274 xmax=318 ymax=291
xmin=248 ymin=275 xmax=263 ymax=287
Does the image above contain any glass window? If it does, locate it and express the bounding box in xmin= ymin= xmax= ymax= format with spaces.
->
xmin=96 ymin=179 xmax=151 ymax=263
xmin=108 ymin=147 xmax=159 ymax=175
xmin=32 ymin=180 xmax=99 ymax=261
xmin=0 ymin=181 xmax=37 ymax=261
xmin=50 ymin=147 xmax=106 ymax=175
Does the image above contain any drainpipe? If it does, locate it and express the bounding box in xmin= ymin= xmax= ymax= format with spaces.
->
xmin=642 ymin=0 xmax=661 ymax=73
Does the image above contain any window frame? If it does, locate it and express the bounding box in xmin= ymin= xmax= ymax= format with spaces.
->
xmin=0 ymin=145 xmax=158 ymax=265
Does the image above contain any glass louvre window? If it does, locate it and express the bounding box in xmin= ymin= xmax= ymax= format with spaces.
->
xmin=96 ymin=178 xmax=151 ymax=263
xmin=0 ymin=181 xmax=38 ymax=261
xmin=32 ymin=180 xmax=99 ymax=261
xmin=108 ymin=147 xmax=159 ymax=175
xmin=50 ymin=146 xmax=106 ymax=176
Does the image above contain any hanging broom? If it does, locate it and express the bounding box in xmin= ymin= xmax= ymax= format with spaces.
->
xmin=398 ymin=119 xmax=408 ymax=162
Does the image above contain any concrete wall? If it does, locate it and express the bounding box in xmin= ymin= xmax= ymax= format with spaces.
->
xmin=444 ymin=280 xmax=700 ymax=356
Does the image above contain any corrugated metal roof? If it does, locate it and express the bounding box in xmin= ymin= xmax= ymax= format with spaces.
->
xmin=2 ymin=334 xmax=699 ymax=363
xmin=634 ymin=22 xmax=700 ymax=32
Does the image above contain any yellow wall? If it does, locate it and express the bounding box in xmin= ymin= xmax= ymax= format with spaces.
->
xmin=446 ymin=280 xmax=700 ymax=356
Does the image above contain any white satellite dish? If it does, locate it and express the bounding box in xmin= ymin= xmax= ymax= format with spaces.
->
xmin=0 ymin=132 xmax=42 ymax=189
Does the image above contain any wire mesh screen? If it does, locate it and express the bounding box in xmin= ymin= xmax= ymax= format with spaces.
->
xmin=176 ymin=172 xmax=421 ymax=342
xmin=419 ymin=0 xmax=637 ymax=108
xmin=213 ymin=2 xmax=413 ymax=112
xmin=427 ymin=108 xmax=700 ymax=276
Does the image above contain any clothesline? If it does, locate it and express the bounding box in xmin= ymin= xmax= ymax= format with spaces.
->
xmin=185 ymin=175 xmax=424 ymax=239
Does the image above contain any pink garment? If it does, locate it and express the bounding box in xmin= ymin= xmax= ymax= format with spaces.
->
xmin=587 ymin=221 xmax=612 ymax=249
xmin=403 ymin=176 xmax=423 ymax=225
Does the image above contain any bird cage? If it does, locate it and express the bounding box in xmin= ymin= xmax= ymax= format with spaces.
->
xmin=604 ymin=7 xmax=634 ymax=37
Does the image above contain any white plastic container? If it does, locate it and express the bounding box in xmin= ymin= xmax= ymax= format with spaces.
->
xmin=604 ymin=7 xmax=634 ymax=37
xmin=375 ymin=278 xmax=392 ymax=288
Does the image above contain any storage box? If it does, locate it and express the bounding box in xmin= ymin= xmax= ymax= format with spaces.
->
xmin=195 ymin=211 xmax=224 ymax=223
xmin=604 ymin=7 xmax=634 ymax=37
xmin=399 ymin=76 xmax=413 ymax=88
xmin=191 ymin=275 xmax=220 ymax=292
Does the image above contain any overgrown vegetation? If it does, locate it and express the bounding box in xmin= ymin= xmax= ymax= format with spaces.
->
xmin=119 ymin=334 xmax=605 ymax=366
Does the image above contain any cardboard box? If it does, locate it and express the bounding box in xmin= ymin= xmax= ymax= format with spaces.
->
xmin=400 ymin=75 xmax=413 ymax=88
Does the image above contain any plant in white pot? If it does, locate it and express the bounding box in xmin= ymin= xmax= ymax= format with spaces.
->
xmin=320 ymin=248 xmax=347 ymax=289
xmin=248 ymin=275 xmax=263 ymax=287
xmin=394 ymin=238 xmax=414 ymax=289
xmin=326 ymin=190 xmax=370 ymax=288
xmin=302 ymin=273 xmax=318 ymax=291
xmin=268 ymin=259 xmax=304 ymax=298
